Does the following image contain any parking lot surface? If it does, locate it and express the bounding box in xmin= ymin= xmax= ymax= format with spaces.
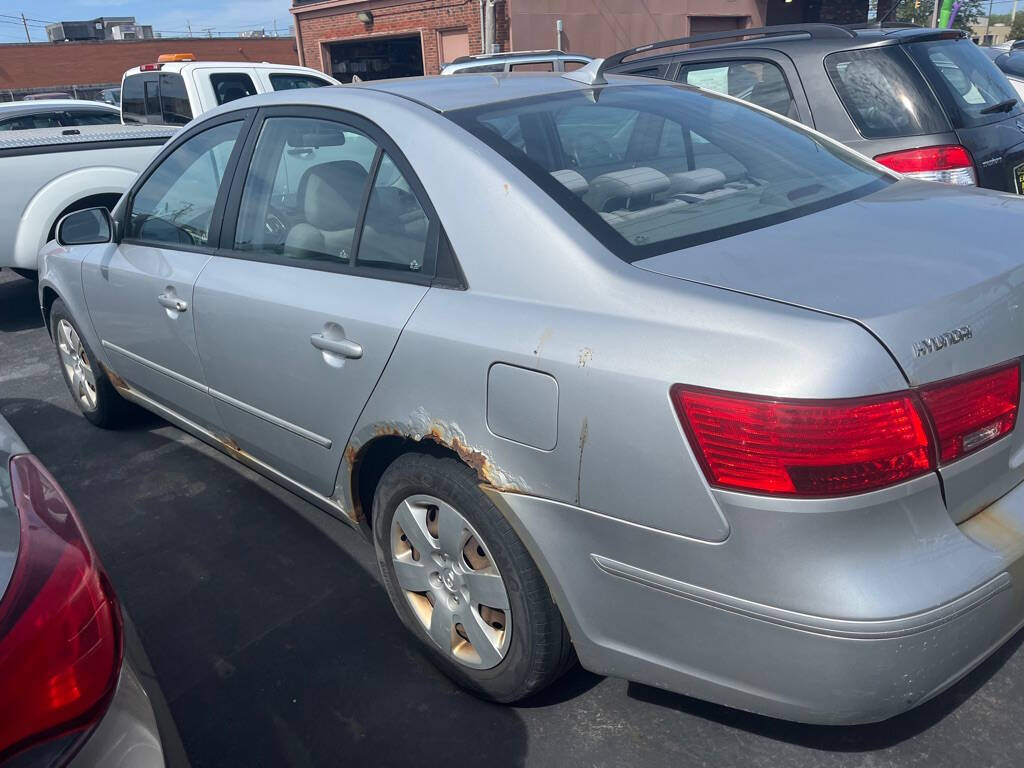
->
xmin=2 ymin=268 xmax=1024 ymax=768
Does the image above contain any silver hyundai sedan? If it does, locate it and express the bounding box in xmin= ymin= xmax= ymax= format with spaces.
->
xmin=36 ymin=64 xmax=1024 ymax=725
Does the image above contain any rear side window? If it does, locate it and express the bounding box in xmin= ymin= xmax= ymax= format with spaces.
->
xmin=456 ymin=63 xmax=506 ymax=73
xmin=906 ymin=39 xmax=1022 ymax=128
xmin=678 ymin=60 xmax=797 ymax=119
xmin=511 ymin=62 xmax=554 ymax=72
xmin=826 ymin=47 xmax=948 ymax=138
xmin=270 ymin=73 xmax=330 ymax=90
xmin=210 ymin=73 xmax=257 ymax=106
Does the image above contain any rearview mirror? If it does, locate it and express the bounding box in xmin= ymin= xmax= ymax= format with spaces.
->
xmin=56 ymin=208 xmax=113 ymax=246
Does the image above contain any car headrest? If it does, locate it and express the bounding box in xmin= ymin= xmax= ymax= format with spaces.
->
xmin=298 ymin=160 xmax=368 ymax=232
xmin=551 ymin=168 xmax=589 ymax=197
xmin=668 ymin=168 xmax=728 ymax=195
xmin=584 ymin=167 xmax=670 ymax=212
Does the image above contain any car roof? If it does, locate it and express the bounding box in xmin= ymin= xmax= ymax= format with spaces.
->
xmin=345 ymin=72 xmax=660 ymax=112
xmin=0 ymin=100 xmax=117 ymax=115
xmin=124 ymin=61 xmax=331 ymax=76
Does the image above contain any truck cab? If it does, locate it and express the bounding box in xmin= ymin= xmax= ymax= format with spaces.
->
xmin=121 ymin=54 xmax=340 ymax=127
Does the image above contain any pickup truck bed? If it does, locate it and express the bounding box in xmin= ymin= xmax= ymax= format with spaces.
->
xmin=0 ymin=124 xmax=177 ymax=273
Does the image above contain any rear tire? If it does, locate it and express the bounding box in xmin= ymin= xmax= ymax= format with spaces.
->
xmin=373 ymin=452 xmax=574 ymax=703
xmin=50 ymin=299 xmax=134 ymax=428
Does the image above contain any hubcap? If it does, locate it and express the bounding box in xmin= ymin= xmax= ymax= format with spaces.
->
xmin=56 ymin=319 xmax=97 ymax=411
xmin=391 ymin=494 xmax=511 ymax=669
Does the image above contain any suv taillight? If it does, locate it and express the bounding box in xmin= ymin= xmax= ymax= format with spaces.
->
xmin=0 ymin=454 xmax=122 ymax=762
xmin=672 ymin=361 xmax=1021 ymax=497
xmin=873 ymin=145 xmax=977 ymax=186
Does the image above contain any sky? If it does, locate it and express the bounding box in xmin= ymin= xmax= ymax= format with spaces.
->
xmin=0 ymin=0 xmax=295 ymax=43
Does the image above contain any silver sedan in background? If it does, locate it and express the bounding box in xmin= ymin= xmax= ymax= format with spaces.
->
xmin=36 ymin=64 xmax=1024 ymax=725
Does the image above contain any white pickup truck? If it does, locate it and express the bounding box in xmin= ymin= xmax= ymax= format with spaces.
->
xmin=0 ymin=124 xmax=176 ymax=276
xmin=121 ymin=55 xmax=339 ymax=127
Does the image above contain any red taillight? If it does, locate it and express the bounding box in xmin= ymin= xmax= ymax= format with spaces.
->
xmin=672 ymin=386 xmax=934 ymax=497
xmin=0 ymin=454 xmax=122 ymax=762
xmin=873 ymin=145 xmax=976 ymax=185
xmin=139 ymin=63 xmax=161 ymax=72
xmin=920 ymin=362 xmax=1020 ymax=463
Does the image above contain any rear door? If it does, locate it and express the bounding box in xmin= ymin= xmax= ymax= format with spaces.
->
xmin=193 ymin=108 xmax=437 ymax=496
xmin=82 ymin=112 xmax=251 ymax=428
xmin=905 ymin=38 xmax=1024 ymax=193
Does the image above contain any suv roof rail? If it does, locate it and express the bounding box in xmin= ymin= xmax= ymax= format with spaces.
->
xmin=843 ymin=21 xmax=921 ymax=30
xmin=450 ymin=49 xmax=567 ymax=64
xmin=599 ymin=23 xmax=855 ymax=75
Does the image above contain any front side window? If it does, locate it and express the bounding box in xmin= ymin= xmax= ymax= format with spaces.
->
xmin=233 ymin=117 xmax=378 ymax=264
xmin=907 ymin=39 xmax=1022 ymax=128
xmin=270 ymin=73 xmax=331 ymax=90
xmin=825 ymin=47 xmax=948 ymax=138
xmin=678 ymin=60 xmax=797 ymax=118
xmin=211 ymin=73 xmax=257 ymax=106
xmin=451 ymin=85 xmax=889 ymax=260
xmin=128 ymin=121 xmax=242 ymax=247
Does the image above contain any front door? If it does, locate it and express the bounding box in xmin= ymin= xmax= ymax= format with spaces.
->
xmin=194 ymin=112 xmax=436 ymax=496
xmin=83 ymin=117 xmax=248 ymax=427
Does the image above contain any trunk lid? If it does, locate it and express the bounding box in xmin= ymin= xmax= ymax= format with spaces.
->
xmin=635 ymin=180 xmax=1024 ymax=522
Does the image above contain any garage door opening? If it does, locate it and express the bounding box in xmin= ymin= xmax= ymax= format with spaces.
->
xmin=327 ymin=35 xmax=424 ymax=83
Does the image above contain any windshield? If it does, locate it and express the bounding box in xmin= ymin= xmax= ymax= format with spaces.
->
xmin=449 ymin=85 xmax=889 ymax=261
xmin=907 ymin=39 xmax=1022 ymax=128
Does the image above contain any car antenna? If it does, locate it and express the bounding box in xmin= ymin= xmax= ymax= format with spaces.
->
xmin=875 ymin=0 xmax=906 ymax=26
xmin=562 ymin=57 xmax=606 ymax=87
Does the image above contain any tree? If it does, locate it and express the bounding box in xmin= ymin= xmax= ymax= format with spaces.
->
xmin=1012 ymin=16 xmax=1024 ymax=41
xmin=892 ymin=0 xmax=985 ymax=32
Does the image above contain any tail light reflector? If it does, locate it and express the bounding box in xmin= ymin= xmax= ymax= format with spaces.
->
xmin=873 ymin=145 xmax=976 ymax=186
xmin=672 ymin=386 xmax=933 ymax=496
xmin=0 ymin=454 xmax=122 ymax=762
xmin=919 ymin=362 xmax=1020 ymax=463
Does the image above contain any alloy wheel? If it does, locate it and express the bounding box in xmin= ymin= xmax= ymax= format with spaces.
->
xmin=56 ymin=319 xmax=97 ymax=411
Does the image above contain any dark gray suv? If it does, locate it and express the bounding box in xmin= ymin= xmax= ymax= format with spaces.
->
xmin=608 ymin=24 xmax=1024 ymax=193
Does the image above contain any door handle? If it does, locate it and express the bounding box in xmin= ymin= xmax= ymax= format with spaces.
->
xmin=310 ymin=333 xmax=363 ymax=360
xmin=157 ymin=294 xmax=188 ymax=312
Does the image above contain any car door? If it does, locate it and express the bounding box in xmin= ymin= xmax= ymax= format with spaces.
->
xmin=82 ymin=112 xmax=252 ymax=428
xmin=193 ymin=108 xmax=438 ymax=497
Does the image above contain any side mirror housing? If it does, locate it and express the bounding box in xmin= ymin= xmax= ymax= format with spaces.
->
xmin=56 ymin=208 xmax=113 ymax=247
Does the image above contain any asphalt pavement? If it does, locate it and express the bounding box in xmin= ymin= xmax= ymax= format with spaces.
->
xmin=2 ymin=268 xmax=1023 ymax=768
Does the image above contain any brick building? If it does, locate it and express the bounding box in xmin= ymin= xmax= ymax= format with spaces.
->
xmin=291 ymin=0 xmax=881 ymax=81
xmin=0 ymin=37 xmax=298 ymax=101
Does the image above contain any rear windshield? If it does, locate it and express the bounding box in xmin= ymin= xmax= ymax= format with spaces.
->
xmin=825 ymin=47 xmax=949 ymax=139
xmin=449 ymin=85 xmax=888 ymax=261
xmin=122 ymin=73 xmax=193 ymax=126
xmin=906 ymin=39 xmax=1022 ymax=128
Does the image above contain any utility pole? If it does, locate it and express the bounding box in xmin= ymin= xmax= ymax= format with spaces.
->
xmin=186 ymin=19 xmax=193 ymax=37
xmin=1014 ymin=0 xmax=1019 ymax=24
xmin=20 ymin=12 xmax=30 ymax=42
xmin=931 ymin=0 xmax=940 ymax=27
xmin=273 ymin=19 xmax=278 ymax=37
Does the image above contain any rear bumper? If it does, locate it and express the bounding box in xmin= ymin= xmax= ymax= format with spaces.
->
xmin=487 ymin=477 xmax=1024 ymax=725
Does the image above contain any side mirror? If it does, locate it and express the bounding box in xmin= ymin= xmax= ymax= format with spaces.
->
xmin=56 ymin=208 xmax=114 ymax=247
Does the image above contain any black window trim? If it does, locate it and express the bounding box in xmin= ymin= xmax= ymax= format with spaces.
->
xmin=215 ymin=104 xmax=462 ymax=289
xmin=268 ymin=72 xmax=334 ymax=89
xmin=118 ymin=108 xmax=258 ymax=256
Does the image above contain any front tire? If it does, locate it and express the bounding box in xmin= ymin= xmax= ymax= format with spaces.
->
xmin=50 ymin=299 xmax=132 ymax=428
xmin=373 ymin=453 xmax=574 ymax=702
